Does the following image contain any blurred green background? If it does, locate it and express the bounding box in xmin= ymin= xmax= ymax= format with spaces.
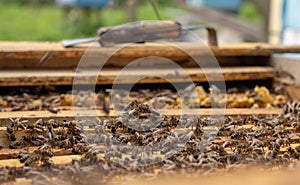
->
xmin=0 ymin=0 xmax=262 ymax=41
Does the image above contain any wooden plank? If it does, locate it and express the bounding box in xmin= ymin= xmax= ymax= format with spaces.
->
xmin=2 ymin=42 xmax=300 ymax=57
xmin=0 ymin=155 xmax=81 ymax=168
xmin=0 ymin=125 xmax=297 ymax=150
xmin=0 ymin=108 xmax=283 ymax=126
xmin=0 ymin=67 xmax=275 ymax=86
xmin=0 ymin=141 xmax=299 ymax=168
xmin=0 ymin=147 xmax=72 ymax=160
xmin=0 ymin=42 xmax=300 ymax=69
xmin=0 ymin=129 xmax=298 ymax=160
xmin=286 ymin=85 xmax=300 ymax=101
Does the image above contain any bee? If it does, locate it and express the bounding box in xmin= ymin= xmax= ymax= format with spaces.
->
xmin=283 ymin=152 xmax=290 ymax=159
xmin=139 ymin=113 xmax=149 ymax=119
xmin=105 ymin=135 xmax=112 ymax=146
xmin=7 ymin=133 xmax=16 ymax=142
xmin=48 ymin=119 xmax=59 ymax=128
xmin=165 ymin=150 xmax=178 ymax=159
xmin=57 ymin=139 xmax=73 ymax=149
xmin=295 ymin=145 xmax=300 ymax=153
xmin=163 ymin=159 xmax=176 ymax=171
xmin=45 ymin=125 xmax=56 ymax=139
xmin=275 ymin=138 xmax=290 ymax=147
xmin=6 ymin=96 xmax=13 ymax=103
xmin=230 ymin=129 xmax=245 ymax=139
xmin=160 ymin=146 xmax=171 ymax=155
xmin=11 ymin=105 xmax=22 ymax=111
xmin=97 ymin=91 xmax=110 ymax=115
xmin=30 ymin=135 xmax=45 ymax=146
xmin=72 ymin=143 xmax=89 ymax=154
xmin=131 ymin=148 xmax=141 ymax=159
xmin=287 ymin=147 xmax=299 ymax=159
xmin=150 ymin=109 xmax=160 ymax=116
xmin=222 ymin=140 xmax=238 ymax=150
xmin=49 ymin=106 xmax=59 ymax=113
xmin=8 ymin=117 xmax=28 ymax=130
xmin=272 ymin=143 xmax=280 ymax=156
xmin=18 ymin=149 xmax=30 ymax=163
xmin=33 ymin=124 xmax=44 ymax=133
xmin=124 ymin=100 xmax=138 ymax=111
xmin=134 ymin=132 xmax=145 ymax=145
xmin=128 ymin=109 xmax=138 ymax=118
xmin=113 ymin=150 xmax=122 ymax=159
xmin=41 ymin=149 xmax=53 ymax=158
xmin=116 ymin=135 xmax=130 ymax=144
xmin=25 ymin=154 xmax=40 ymax=167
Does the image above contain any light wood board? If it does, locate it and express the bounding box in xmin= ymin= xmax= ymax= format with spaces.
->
xmin=0 ymin=67 xmax=275 ymax=86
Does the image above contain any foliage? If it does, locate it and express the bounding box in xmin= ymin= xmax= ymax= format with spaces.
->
xmin=0 ymin=0 xmax=54 ymax=5
xmin=239 ymin=1 xmax=262 ymax=24
xmin=0 ymin=2 xmax=172 ymax=41
xmin=0 ymin=0 xmax=263 ymax=41
xmin=113 ymin=0 xmax=173 ymax=6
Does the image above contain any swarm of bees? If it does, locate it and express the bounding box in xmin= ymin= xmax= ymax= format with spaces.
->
xmin=0 ymin=85 xmax=288 ymax=116
xmin=1 ymin=99 xmax=300 ymax=184
xmin=4 ymin=117 xmax=88 ymax=152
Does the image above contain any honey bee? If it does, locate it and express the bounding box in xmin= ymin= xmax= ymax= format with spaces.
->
xmin=49 ymin=106 xmax=59 ymax=113
xmin=131 ymin=148 xmax=141 ymax=159
xmin=97 ymin=91 xmax=110 ymax=115
xmin=18 ymin=149 xmax=30 ymax=163
xmin=8 ymin=117 xmax=28 ymax=130
xmin=24 ymin=154 xmax=40 ymax=167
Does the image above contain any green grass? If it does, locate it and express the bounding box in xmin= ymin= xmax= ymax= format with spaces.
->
xmin=0 ymin=3 xmax=173 ymax=41
xmin=0 ymin=4 xmax=64 ymax=41
xmin=0 ymin=2 xmax=262 ymax=41
xmin=239 ymin=1 xmax=262 ymax=24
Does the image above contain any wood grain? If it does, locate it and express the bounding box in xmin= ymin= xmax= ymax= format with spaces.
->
xmin=0 ymin=67 xmax=275 ymax=86
xmin=0 ymin=155 xmax=81 ymax=168
xmin=0 ymin=147 xmax=72 ymax=160
xmin=0 ymin=108 xmax=283 ymax=126
xmin=2 ymin=42 xmax=300 ymax=57
xmin=0 ymin=42 xmax=299 ymax=69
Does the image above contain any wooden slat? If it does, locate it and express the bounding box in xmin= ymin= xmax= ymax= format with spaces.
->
xmin=0 ymin=67 xmax=275 ymax=86
xmin=0 ymin=142 xmax=299 ymax=168
xmin=0 ymin=132 xmax=298 ymax=161
xmin=0 ymin=42 xmax=299 ymax=69
xmin=0 ymin=155 xmax=81 ymax=168
xmin=0 ymin=108 xmax=283 ymax=126
xmin=2 ymin=42 xmax=300 ymax=58
xmin=286 ymin=85 xmax=300 ymax=101
xmin=0 ymin=125 xmax=297 ymax=151
xmin=0 ymin=147 xmax=72 ymax=160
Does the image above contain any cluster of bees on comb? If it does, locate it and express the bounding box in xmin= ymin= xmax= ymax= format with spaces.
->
xmin=0 ymin=85 xmax=287 ymax=113
xmin=0 ymin=85 xmax=299 ymax=184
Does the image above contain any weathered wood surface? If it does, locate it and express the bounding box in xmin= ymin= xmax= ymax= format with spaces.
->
xmin=2 ymin=42 xmax=300 ymax=57
xmin=286 ymin=85 xmax=300 ymax=101
xmin=0 ymin=67 xmax=275 ymax=86
xmin=0 ymin=155 xmax=81 ymax=168
xmin=0 ymin=142 xmax=299 ymax=168
xmin=0 ymin=42 xmax=299 ymax=68
xmin=0 ymin=108 xmax=283 ymax=126
xmin=0 ymin=147 xmax=72 ymax=160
